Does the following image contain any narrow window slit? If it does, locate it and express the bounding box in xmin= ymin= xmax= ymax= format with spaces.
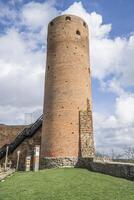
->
xmin=66 ymin=16 xmax=71 ymax=21
xmin=76 ymin=30 xmax=81 ymax=36
xmin=50 ymin=21 xmax=54 ymax=26
xmin=83 ymin=22 xmax=86 ymax=27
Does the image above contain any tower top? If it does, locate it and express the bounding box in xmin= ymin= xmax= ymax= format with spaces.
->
xmin=49 ymin=14 xmax=88 ymax=29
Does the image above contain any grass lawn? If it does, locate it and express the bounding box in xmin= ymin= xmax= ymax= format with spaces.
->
xmin=0 ymin=168 xmax=134 ymax=200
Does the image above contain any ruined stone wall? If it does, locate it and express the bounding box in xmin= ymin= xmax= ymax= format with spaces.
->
xmin=77 ymin=158 xmax=134 ymax=180
xmin=0 ymin=125 xmax=26 ymax=148
xmin=79 ymin=99 xmax=95 ymax=158
xmin=0 ymin=127 xmax=42 ymax=170
xmin=90 ymin=161 xmax=134 ymax=180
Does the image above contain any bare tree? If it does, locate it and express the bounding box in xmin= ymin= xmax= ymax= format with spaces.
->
xmin=110 ymin=149 xmax=123 ymax=159
xmin=123 ymin=147 xmax=134 ymax=159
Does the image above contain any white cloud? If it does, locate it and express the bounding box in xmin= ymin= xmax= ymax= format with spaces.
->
xmin=91 ymin=37 xmax=126 ymax=79
xmin=93 ymin=93 xmax=134 ymax=153
xmin=105 ymin=78 xmax=125 ymax=96
xmin=116 ymin=94 xmax=134 ymax=125
xmin=62 ymin=1 xmax=134 ymax=88
xmin=21 ymin=1 xmax=58 ymax=31
xmin=94 ymin=95 xmax=134 ymax=130
xmin=0 ymin=105 xmax=42 ymax=125
xmin=0 ymin=28 xmax=44 ymax=123
xmin=62 ymin=2 xmax=111 ymax=39
xmin=0 ymin=3 xmax=17 ymax=22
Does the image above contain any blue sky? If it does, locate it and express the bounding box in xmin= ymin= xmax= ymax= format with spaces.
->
xmin=56 ymin=0 xmax=134 ymax=37
xmin=0 ymin=0 xmax=134 ymax=154
xmin=1 ymin=0 xmax=134 ymax=37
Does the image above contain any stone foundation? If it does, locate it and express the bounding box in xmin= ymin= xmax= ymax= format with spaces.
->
xmin=40 ymin=157 xmax=78 ymax=168
xmin=40 ymin=157 xmax=93 ymax=169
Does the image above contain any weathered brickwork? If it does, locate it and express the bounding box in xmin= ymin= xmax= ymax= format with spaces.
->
xmin=41 ymin=15 xmax=94 ymax=161
xmin=79 ymin=99 xmax=95 ymax=158
xmin=0 ymin=125 xmax=26 ymax=148
xmin=0 ymin=127 xmax=42 ymax=170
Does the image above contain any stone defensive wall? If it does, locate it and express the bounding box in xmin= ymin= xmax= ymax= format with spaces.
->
xmin=7 ymin=127 xmax=41 ymax=170
xmin=0 ymin=124 xmax=42 ymax=170
xmin=78 ymin=159 xmax=134 ymax=180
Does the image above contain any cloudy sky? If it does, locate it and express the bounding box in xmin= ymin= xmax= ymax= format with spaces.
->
xmin=0 ymin=0 xmax=134 ymax=153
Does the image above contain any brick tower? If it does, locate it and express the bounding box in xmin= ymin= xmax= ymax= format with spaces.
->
xmin=41 ymin=15 xmax=95 ymax=168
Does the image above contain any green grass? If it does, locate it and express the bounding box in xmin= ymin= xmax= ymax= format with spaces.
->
xmin=0 ymin=168 xmax=134 ymax=200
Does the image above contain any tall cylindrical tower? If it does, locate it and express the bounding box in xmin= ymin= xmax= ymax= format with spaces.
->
xmin=41 ymin=15 xmax=94 ymax=168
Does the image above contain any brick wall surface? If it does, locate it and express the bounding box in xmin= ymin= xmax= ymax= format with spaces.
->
xmin=0 ymin=125 xmax=42 ymax=170
xmin=0 ymin=125 xmax=26 ymax=148
xmin=41 ymin=15 xmax=94 ymax=158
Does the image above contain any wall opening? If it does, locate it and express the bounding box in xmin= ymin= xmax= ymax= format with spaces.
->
xmin=76 ymin=30 xmax=81 ymax=35
xmin=66 ymin=16 xmax=71 ymax=21
xmin=50 ymin=21 xmax=54 ymax=26
xmin=83 ymin=22 xmax=86 ymax=28
xmin=76 ymin=30 xmax=81 ymax=39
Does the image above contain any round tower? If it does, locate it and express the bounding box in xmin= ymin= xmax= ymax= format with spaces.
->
xmin=41 ymin=15 xmax=94 ymax=168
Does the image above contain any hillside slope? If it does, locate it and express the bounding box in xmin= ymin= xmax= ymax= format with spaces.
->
xmin=0 ymin=168 xmax=134 ymax=200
